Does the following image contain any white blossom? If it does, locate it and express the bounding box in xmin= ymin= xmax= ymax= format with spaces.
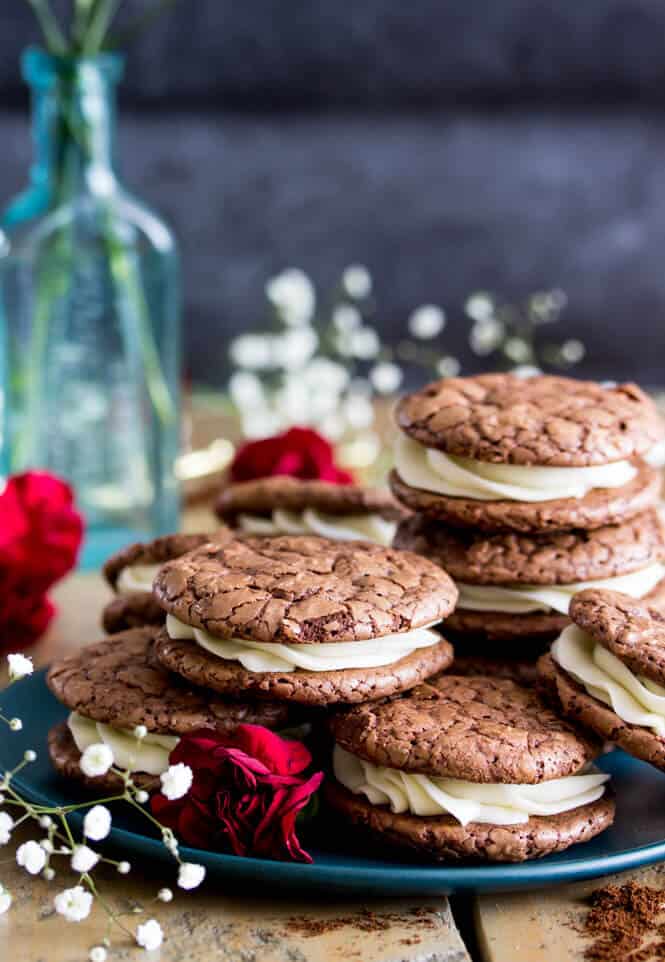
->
xmin=274 ymin=328 xmax=318 ymax=370
xmin=71 ymin=846 xmax=99 ymax=874
xmin=40 ymin=838 xmax=54 ymax=854
xmin=342 ymin=394 xmax=375 ymax=430
xmin=303 ymin=358 xmax=349 ymax=395
xmin=43 ymin=867 xmax=55 ymax=881
xmin=7 ymin=653 xmax=33 ymax=681
xmin=117 ymin=861 xmax=131 ymax=875
xmin=369 ymin=362 xmax=403 ymax=395
xmin=8 ymin=718 xmax=22 ymax=732
xmin=348 ymin=327 xmax=380 ymax=360
xmin=16 ymin=840 xmax=46 ymax=875
xmin=332 ymin=303 xmax=362 ymax=334
xmin=178 ymin=862 xmax=206 ymax=891
xmin=136 ymin=919 xmax=163 ymax=951
xmin=408 ymin=305 xmax=446 ymax=339
xmin=0 ymin=812 xmax=14 ymax=845
xmin=469 ymin=319 xmax=505 ymax=355
xmin=229 ymin=334 xmax=274 ymax=370
xmin=89 ymin=947 xmax=107 ymax=962
xmin=229 ymin=371 xmax=265 ymax=407
xmin=465 ymin=292 xmax=494 ymax=322
xmin=83 ymin=806 xmax=112 ymax=841
xmin=135 ymin=790 xmax=149 ymax=804
xmin=342 ymin=264 xmax=372 ymax=299
xmin=133 ymin=725 xmax=148 ymax=740
xmin=80 ymin=744 xmax=114 ymax=779
xmin=158 ymin=888 xmax=173 ymax=903
xmin=24 ymin=750 xmax=36 ymax=763
xmin=39 ymin=815 xmax=53 ymax=829
xmin=436 ymin=356 xmax=461 ymax=378
xmin=266 ymin=268 xmax=315 ymax=326
xmin=560 ymin=339 xmax=585 ymax=363
xmin=319 ymin=412 xmax=347 ymax=440
xmin=503 ymin=336 xmax=530 ymax=363
xmin=54 ymin=885 xmax=93 ymax=922
xmin=160 ymin=763 xmax=193 ymax=801
xmin=0 ymin=885 xmax=11 ymax=915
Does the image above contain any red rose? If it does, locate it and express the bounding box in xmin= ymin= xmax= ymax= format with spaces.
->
xmin=151 ymin=725 xmax=324 ymax=863
xmin=0 ymin=472 xmax=83 ymax=650
xmin=230 ymin=427 xmax=353 ymax=484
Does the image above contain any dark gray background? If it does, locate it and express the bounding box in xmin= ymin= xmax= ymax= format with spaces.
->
xmin=2 ymin=1 xmax=665 ymax=385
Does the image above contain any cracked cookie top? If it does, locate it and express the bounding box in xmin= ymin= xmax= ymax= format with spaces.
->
xmin=103 ymin=531 xmax=231 ymax=589
xmin=394 ymin=510 xmax=665 ymax=585
xmin=330 ymin=674 xmax=600 ymax=783
xmin=46 ymin=627 xmax=294 ymax=733
xmin=395 ymin=373 xmax=663 ymax=466
xmin=215 ymin=477 xmax=407 ymax=522
xmin=152 ymin=535 xmax=458 ymax=644
xmin=570 ymin=588 xmax=665 ymax=685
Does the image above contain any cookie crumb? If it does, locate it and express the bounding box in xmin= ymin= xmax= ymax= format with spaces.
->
xmin=578 ymin=880 xmax=665 ymax=961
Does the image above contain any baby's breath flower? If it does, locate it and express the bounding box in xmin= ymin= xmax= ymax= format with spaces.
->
xmin=80 ymin=744 xmax=113 ymax=778
xmin=465 ymin=292 xmax=494 ymax=322
xmin=40 ymin=838 xmax=54 ymax=854
xmin=23 ymin=750 xmax=37 ymax=763
xmin=436 ymin=356 xmax=461 ymax=378
xmin=83 ymin=806 xmax=112 ymax=842
xmin=332 ymin=303 xmax=362 ymax=334
xmin=229 ymin=334 xmax=274 ymax=371
xmin=17 ymin=840 xmax=47 ymax=875
xmin=89 ymin=947 xmax=107 ymax=962
xmin=408 ymin=305 xmax=446 ymax=339
xmin=133 ymin=725 xmax=148 ymax=740
xmin=369 ymin=362 xmax=403 ymax=395
xmin=160 ymin=763 xmax=193 ymax=802
xmin=39 ymin=815 xmax=53 ymax=829
xmin=348 ymin=327 xmax=380 ymax=360
xmin=560 ymin=338 xmax=585 ymax=363
xmin=469 ymin=319 xmax=505 ymax=355
xmin=8 ymin=718 xmax=22 ymax=732
xmin=0 ymin=812 xmax=14 ymax=845
xmin=117 ymin=861 xmax=131 ymax=875
xmin=136 ymin=919 xmax=163 ymax=951
xmin=135 ymin=790 xmax=149 ymax=805
xmin=54 ymin=885 xmax=93 ymax=922
xmin=265 ymin=268 xmax=315 ymax=326
xmin=71 ymin=845 xmax=99 ymax=874
xmin=7 ymin=653 xmax=33 ymax=681
xmin=42 ymin=867 xmax=55 ymax=881
xmin=342 ymin=264 xmax=372 ymax=299
xmin=158 ymin=888 xmax=173 ymax=903
xmin=178 ymin=863 xmax=206 ymax=891
xmin=0 ymin=885 xmax=12 ymax=915
xmin=503 ymin=336 xmax=531 ymax=363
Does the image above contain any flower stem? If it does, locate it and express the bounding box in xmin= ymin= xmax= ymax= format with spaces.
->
xmin=24 ymin=0 xmax=68 ymax=54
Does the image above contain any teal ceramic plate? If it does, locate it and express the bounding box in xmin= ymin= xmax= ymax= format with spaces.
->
xmin=3 ymin=671 xmax=665 ymax=895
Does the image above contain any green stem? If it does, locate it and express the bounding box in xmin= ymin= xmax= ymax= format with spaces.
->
xmin=24 ymin=0 xmax=68 ymax=54
xmin=83 ymin=0 xmax=124 ymax=55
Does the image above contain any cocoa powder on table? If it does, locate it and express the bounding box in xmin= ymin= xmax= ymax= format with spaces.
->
xmin=579 ymin=881 xmax=665 ymax=961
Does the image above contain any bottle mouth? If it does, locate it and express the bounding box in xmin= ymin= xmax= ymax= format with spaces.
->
xmin=21 ymin=46 xmax=125 ymax=89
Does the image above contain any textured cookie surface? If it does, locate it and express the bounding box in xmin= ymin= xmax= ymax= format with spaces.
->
xmin=48 ymin=723 xmax=159 ymax=793
xmin=216 ymin=477 xmax=407 ymax=522
xmin=153 ymin=629 xmax=454 ymax=706
xmin=445 ymin=608 xmax=570 ymax=642
xmin=396 ymin=374 xmax=663 ymax=465
xmin=153 ymin=535 xmax=458 ymax=644
xmin=390 ymin=462 xmax=661 ymax=533
xmin=330 ymin=674 xmax=599 ymax=783
xmin=538 ymin=653 xmax=665 ymax=771
xmin=103 ymin=531 xmax=230 ymax=589
xmin=325 ymin=780 xmax=614 ymax=863
xmin=46 ymin=628 xmax=295 ymax=733
xmin=101 ymin=593 xmax=166 ymax=634
xmin=394 ymin=511 xmax=665 ymax=586
xmin=570 ymin=588 xmax=665 ymax=685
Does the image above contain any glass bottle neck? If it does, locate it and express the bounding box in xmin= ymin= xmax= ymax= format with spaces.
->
xmin=24 ymin=49 xmax=123 ymax=202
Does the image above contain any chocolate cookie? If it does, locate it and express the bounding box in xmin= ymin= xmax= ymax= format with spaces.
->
xmin=537 ymin=589 xmax=665 ymax=771
xmin=396 ymin=374 xmax=662 ymax=465
xmin=390 ymin=461 xmax=661 ymax=534
xmin=101 ymin=531 xmax=230 ymax=634
xmin=153 ymin=536 xmax=458 ymax=644
xmin=325 ymin=780 xmax=614 ymax=863
xmin=153 ymin=627 xmax=454 ymax=706
xmin=451 ymin=636 xmax=550 ymax=685
xmin=215 ymin=477 xmax=407 ymax=523
xmin=326 ymin=674 xmax=612 ymax=862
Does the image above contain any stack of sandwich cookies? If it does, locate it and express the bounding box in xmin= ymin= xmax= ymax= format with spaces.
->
xmin=538 ymin=589 xmax=665 ymax=771
xmin=47 ymin=628 xmax=298 ymax=792
xmin=215 ymin=476 xmax=408 ymax=546
xmin=325 ymin=674 xmax=614 ymax=862
xmin=102 ymin=531 xmax=230 ymax=633
xmin=391 ymin=374 xmax=663 ymax=533
xmin=394 ymin=511 xmax=665 ymax=643
xmin=151 ymin=535 xmax=457 ymax=705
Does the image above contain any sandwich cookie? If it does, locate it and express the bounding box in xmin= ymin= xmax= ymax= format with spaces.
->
xmin=215 ymin=476 xmax=408 ymax=546
xmin=152 ymin=535 xmax=457 ymax=705
xmin=539 ymin=589 xmax=665 ymax=772
xmin=326 ymin=675 xmax=614 ymax=862
xmin=47 ymin=628 xmax=298 ymax=792
xmin=391 ymin=374 xmax=664 ymax=532
xmin=102 ymin=531 xmax=230 ymax=634
xmin=394 ymin=511 xmax=665 ymax=642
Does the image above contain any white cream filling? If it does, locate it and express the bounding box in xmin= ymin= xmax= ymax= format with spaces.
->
xmin=237 ymin=507 xmax=396 ymax=546
xmin=646 ymin=439 xmax=665 ymax=468
xmin=394 ymin=434 xmax=637 ymax=502
xmin=552 ymin=624 xmax=665 ymax=736
xmin=333 ymin=745 xmax=608 ymax=826
xmin=68 ymin=712 xmax=178 ymax=775
xmin=456 ymin=563 xmax=665 ymax=615
xmin=166 ymin=614 xmax=441 ymax=673
xmin=116 ymin=563 xmax=161 ymax=595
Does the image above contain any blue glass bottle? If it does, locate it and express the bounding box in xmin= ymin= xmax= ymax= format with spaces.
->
xmin=0 ymin=48 xmax=181 ymax=568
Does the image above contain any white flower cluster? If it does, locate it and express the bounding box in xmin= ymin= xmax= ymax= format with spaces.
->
xmin=0 ymin=655 xmax=206 ymax=957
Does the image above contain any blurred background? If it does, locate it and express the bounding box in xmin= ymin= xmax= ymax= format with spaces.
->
xmin=3 ymin=0 xmax=665 ymax=387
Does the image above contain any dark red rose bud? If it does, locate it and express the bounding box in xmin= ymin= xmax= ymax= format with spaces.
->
xmin=230 ymin=427 xmax=353 ymax=485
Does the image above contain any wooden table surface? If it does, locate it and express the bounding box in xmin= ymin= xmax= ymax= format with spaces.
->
xmin=1 ymin=568 xmax=661 ymax=962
